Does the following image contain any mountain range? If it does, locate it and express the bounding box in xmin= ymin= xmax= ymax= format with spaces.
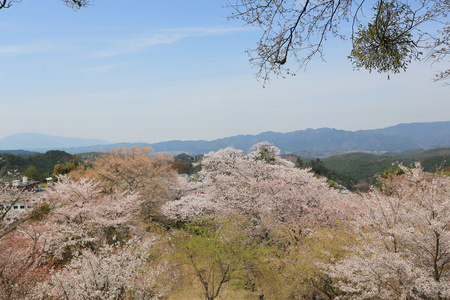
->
xmin=0 ymin=121 xmax=449 ymax=157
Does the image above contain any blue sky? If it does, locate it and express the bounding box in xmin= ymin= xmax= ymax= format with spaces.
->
xmin=0 ymin=0 xmax=448 ymax=143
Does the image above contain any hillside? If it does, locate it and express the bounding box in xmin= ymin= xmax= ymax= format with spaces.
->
xmin=322 ymin=153 xmax=397 ymax=182
xmin=321 ymin=147 xmax=450 ymax=183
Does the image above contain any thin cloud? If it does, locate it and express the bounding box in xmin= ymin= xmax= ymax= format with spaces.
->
xmin=0 ymin=27 xmax=252 ymax=58
xmin=87 ymin=34 xmax=183 ymax=58
xmin=159 ymin=27 xmax=254 ymax=34
xmin=87 ymin=27 xmax=253 ymax=59
xmin=0 ymin=40 xmax=58 ymax=56
xmin=75 ymin=63 xmax=128 ymax=73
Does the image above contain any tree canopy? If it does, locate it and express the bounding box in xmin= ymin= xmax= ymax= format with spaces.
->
xmin=227 ymin=0 xmax=450 ymax=83
xmin=0 ymin=0 xmax=89 ymax=10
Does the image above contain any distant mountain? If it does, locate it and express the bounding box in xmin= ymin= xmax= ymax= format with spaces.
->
xmin=1 ymin=121 xmax=449 ymax=156
xmin=148 ymin=121 xmax=450 ymax=156
xmin=361 ymin=121 xmax=450 ymax=148
xmin=0 ymin=133 xmax=110 ymax=151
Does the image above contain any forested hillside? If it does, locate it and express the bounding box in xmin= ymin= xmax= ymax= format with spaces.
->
xmin=322 ymin=153 xmax=396 ymax=182
xmin=321 ymin=147 xmax=450 ymax=184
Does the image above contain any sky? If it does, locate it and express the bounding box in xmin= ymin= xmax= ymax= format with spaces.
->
xmin=0 ymin=0 xmax=448 ymax=143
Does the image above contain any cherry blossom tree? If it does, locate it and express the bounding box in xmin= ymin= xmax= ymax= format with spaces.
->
xmin=88 ymin=146 xmax=178 ymax=223
xmin=163 ymin=142 xmax=351 ymax=228
xmin=0 ymin=158 xmax=177 ymax=299
xmin=0 ymin=173 xmax=170 ymax=298
xmin=41 ymin=175 xmax=142 ymax=261
xmin=322 ymin=164 xmax=450 ymax=299
xmin=0 ymin=226 xmax=48 ymax=299
xmin=30 ymin=237 xmax=178 ymax=300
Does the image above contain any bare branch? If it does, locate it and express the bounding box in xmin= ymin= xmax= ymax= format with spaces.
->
xmin=227 ymin=0 xmax=450 ymax=84
xmin=0 ymin=0 xmax=90 ymax=10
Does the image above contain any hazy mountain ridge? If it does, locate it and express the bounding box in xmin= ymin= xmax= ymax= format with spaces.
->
xmin=0 ymin=121 xmax=449 ymax=156
xmin=0 ymin=133 xmax=110 ymax=151
xmin=360 ymin=121 xmax=450 ymax=147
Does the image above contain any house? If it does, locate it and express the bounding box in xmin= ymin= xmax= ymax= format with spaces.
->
xmin=10 ymin=176 xmax=40 ymax=191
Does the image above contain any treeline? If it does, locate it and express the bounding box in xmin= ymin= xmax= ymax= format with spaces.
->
xmin=4 ymin=146 xmax=449 ymax=189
